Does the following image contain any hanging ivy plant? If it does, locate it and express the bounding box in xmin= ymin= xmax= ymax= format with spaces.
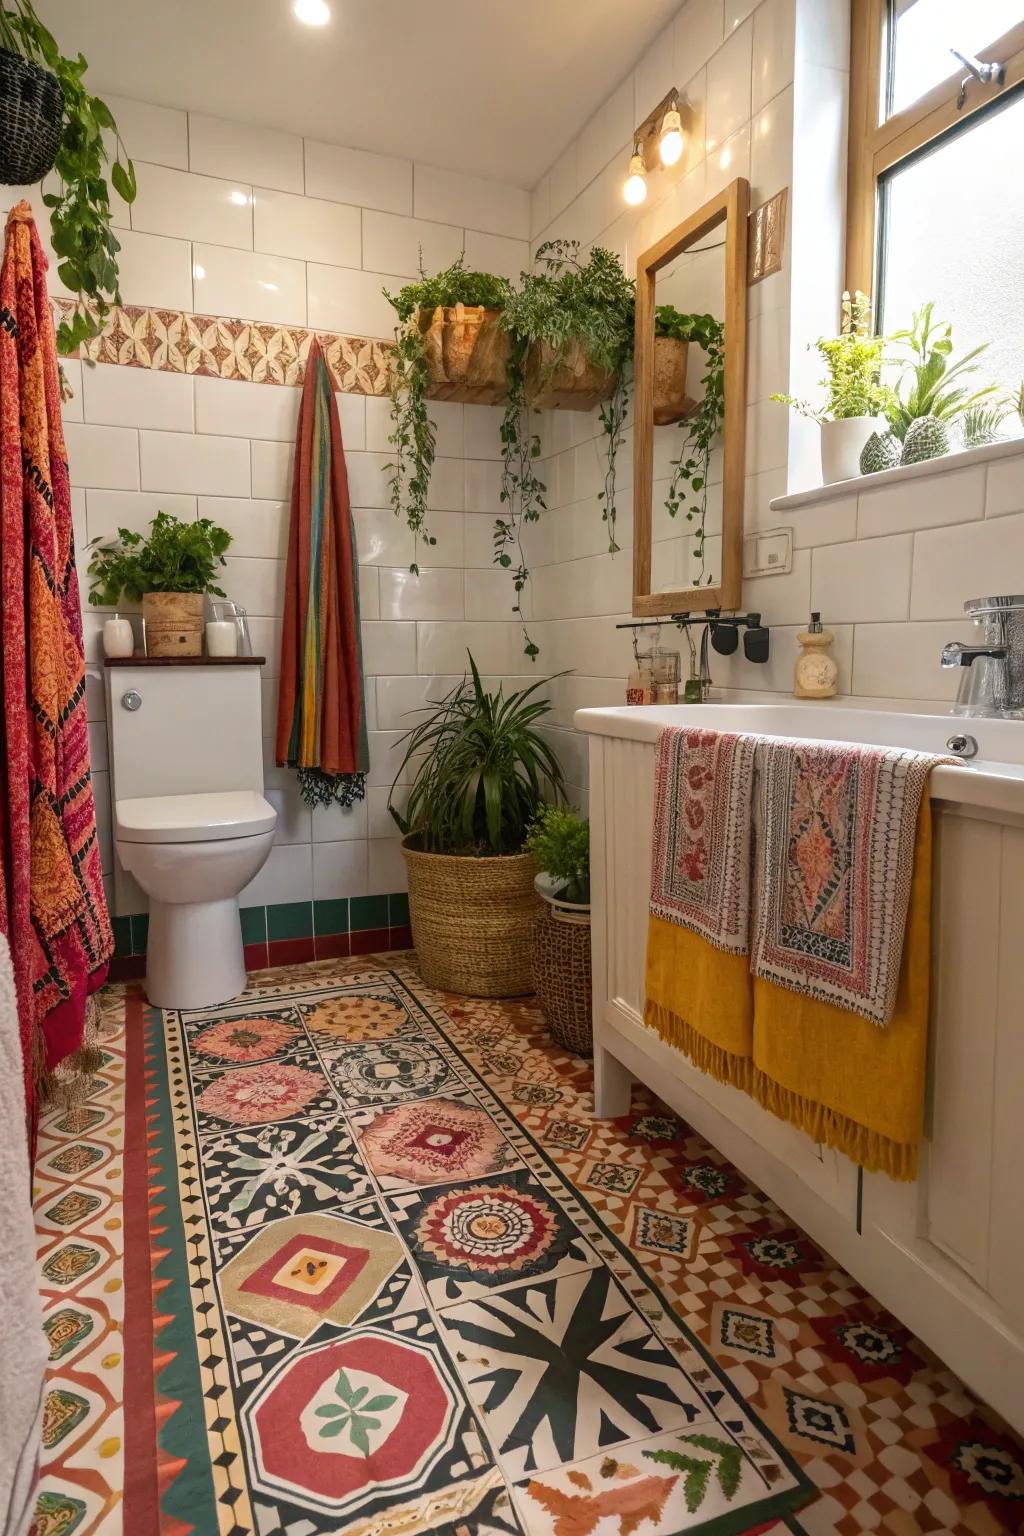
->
xmin=385 ymin=257 xmax=507 ymax=575
xmin=495 ymin=338 xmax=546 ymax=660
xmin=382 ymin=255 xmax=725 ymax=653
xmin=0 ymin=0 xmax=137 ymax=354
xmin=659 ymin=306 xmax=726 ymax=585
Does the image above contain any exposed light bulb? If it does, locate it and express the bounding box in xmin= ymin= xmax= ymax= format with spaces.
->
xmin=292 ymin=0 xmax=330 ymax=23
xmin=659 ymin=105 xmax=684 ymax=167
xmin=623 ymin=148 xmax=648 ymax=207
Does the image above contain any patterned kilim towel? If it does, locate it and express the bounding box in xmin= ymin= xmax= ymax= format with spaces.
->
xmin=650 ymin=726 xmax=757 ymax=953
xmin=0 ymin=203 xmax=112 ymax=1142
xmin=752 ymin=738 xmax=940 ymax=1026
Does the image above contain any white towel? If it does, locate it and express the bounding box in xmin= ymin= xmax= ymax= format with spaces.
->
xmin=0 ymin=932 xmax=46 ymax=1536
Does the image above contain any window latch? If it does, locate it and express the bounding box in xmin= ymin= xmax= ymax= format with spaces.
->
xmin=950 ymin=49 xmax=1007 ymax=110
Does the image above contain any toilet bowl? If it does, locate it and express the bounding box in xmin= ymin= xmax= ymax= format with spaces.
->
xmin=116 ymin=790 xmax=276 ymax=1009
xmin=105 ymin=659 xmax=276 ymax=1013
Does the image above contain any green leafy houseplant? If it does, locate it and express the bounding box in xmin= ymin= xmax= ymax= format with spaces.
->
xmin=87 ymin=512 xmax=231 ymax=606
xmin=388 ymin=654 xmax=565 ymax=856
xmin=385 ymin=257 xmax=508 ymax=575
xmin=657 ymin=306 xmax=725 ymax=585
xmin=526 ymin=805 xmax=589 ymax=904
xmin=772 ymin=291 xmax=892 ymax=423
xmin=0 ymin=0 xmax=137 ymax=353
xmin=504 ymin=239 xmax=635 ymax=560
xmin=885 ymin=302 xmax=998 ymax=442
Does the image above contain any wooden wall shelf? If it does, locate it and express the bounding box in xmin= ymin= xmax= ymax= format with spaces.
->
xmin=103 ymin=655 xmax=266 ymax=667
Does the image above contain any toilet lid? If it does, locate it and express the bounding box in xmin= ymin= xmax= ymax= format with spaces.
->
xmin=115 ymin=790 xmax=277 ymax=844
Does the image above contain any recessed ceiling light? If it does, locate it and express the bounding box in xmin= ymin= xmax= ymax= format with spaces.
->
xmin=292 ymin=0 xmax=330 ymax=25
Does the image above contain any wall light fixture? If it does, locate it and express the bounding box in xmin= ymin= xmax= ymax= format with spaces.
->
xmin=623 ymin=144 xmax=648 ymax=206
xmin=623 ymin=86 xmax=687 ymax=206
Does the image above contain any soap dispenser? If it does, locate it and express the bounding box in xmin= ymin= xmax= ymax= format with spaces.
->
xmin=795 ymin=612 xmax=838 ymax=698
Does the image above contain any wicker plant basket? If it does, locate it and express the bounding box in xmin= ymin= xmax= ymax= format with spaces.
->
xmin=142 ymin=591 xmax=204 ymax=658
xmin=524 ymin=339 xmax=616 ymax=410
xmin=402 ymin=839 xmax=540 ymax=996
xmin=653 ymin=335 xmax=696 ymax=426
xmin=0 ymin=49 xmax=64 ymax=186
xmin=532 ymin=904 xmax=593 ymax=1054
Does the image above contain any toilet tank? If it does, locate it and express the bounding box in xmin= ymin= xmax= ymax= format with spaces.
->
xmin=106 ymin=662 xmax=266 ymax=803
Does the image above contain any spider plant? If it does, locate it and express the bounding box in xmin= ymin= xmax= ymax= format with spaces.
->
xmin=388 ymin=654 xmax=566 ymax=856
xmin=885 ymin=302 xmax=998 ymax=441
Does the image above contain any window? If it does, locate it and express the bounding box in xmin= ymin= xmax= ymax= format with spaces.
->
xmin=847 ymin=0 xmax=1024 ymax=369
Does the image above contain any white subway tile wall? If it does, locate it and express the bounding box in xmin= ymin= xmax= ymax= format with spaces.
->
xmin=1 ymin=97 xmax=545 ymax=915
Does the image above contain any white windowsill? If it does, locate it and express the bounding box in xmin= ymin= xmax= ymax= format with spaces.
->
xmin=769 ymin=434 xmax=1024 ymax=513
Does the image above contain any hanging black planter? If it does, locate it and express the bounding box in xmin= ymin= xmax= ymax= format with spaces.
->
xmin=0 ymin=46 xmax=63 ymax=185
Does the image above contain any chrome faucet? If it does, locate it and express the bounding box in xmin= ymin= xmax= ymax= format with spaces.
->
xmin=942 ymin=596 xmax=1024 ymax=718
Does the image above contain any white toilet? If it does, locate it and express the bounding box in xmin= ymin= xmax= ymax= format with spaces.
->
xmin=107 ymin=661 xmax=277 ymax=1010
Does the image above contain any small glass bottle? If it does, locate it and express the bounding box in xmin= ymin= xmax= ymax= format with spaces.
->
xmin=626 ymin=631 xmax=658 ymax=705
xmin=652 ymin=648 xmax=681 ymax=704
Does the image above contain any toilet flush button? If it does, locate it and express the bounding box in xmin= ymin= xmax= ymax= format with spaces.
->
xmin=121 ymin=690 xmax=142 ymax=712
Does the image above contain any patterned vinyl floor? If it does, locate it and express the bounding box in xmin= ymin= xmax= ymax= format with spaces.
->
xmin=31 ymin=958 xmax=1024 ymax=1536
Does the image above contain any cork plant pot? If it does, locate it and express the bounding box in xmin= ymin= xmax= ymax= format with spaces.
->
xmin=524 ymin=340 xmax=616 ymax=410
xmin=653 ymin=335 xmax=695 ymax=426
xmin=143 ymin=591 xmax=204 ymax=657
xmin=413 ymin=304 xmax=511 ymax=404
xmin=401 ymin=838 xmax=541 ymax=996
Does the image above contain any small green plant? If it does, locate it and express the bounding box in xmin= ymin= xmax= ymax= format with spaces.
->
xmin=527 ymin=805 xmax=590 ymax=904
xmin=659 ymin=307 xmax=726 ymax=584
xmin=962 ymin=401 xmax=1009 ymax=448
xmin=388 ymin=653 xmax=565 ymax=856
xmin=87 ymin=512 xmax=231 ymax=606
xmin=0 ymin=0 xmax=137 ymax=353
xmin=885 ymin=302 xmax=998 ymax=441
xmin=772 ymin=291 xmax=892 ymax=424
xmin=1009 ymin=381 xmax=1024 ymax=430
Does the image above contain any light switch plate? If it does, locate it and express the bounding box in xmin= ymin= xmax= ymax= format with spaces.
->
xmin=743 ymin=526 xmax=793 ymax=577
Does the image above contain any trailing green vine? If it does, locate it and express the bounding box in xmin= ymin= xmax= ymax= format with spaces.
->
xmin=661 ymin=308 xmax=726 ymax=586
xmin=0 ymin=0 xmax=138 ymax=353
xmin=495 ymin=343 xmax=546 ymax=660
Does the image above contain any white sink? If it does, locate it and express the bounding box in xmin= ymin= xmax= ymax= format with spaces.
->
xmin=574 ymin=698 xmax=1024 ymax=818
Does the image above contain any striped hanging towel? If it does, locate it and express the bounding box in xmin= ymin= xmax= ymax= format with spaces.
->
xmin=276 ymin=339 xmax=369 ymax=808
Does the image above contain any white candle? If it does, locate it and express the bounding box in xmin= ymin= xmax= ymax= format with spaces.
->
xmin=103 ymin=617 xmax=135 ymax=658
xmin=206 ymin=619 xmax=239 ymax=657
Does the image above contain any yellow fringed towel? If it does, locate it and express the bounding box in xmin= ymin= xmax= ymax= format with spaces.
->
xmin=644 ymin=795 xmax=934 ymax=1181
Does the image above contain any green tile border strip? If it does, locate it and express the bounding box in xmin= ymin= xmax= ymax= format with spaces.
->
xmin=114 ymin=895 xmax=410 ymax=957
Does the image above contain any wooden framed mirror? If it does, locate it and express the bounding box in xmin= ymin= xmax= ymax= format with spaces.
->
xmin=632 ymin=177 xmax=749 ymax=616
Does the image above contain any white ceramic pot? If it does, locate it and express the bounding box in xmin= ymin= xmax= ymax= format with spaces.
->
xmin=819 ymin=416 xmax=881 ymax=485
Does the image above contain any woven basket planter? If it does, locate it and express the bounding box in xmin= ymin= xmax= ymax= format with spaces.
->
xmin=653 ymin=335 xmax=695 ymax=425
xmin=0 ymin=49 xmax=64 ymax=185
xmin=532 ymin=904 xmax=593 ymax=1054
xmin=524 ymin=340 xmax=616 ymax=410
xmin=402 ymin=839 xmax=540 ymax=997
xmin=143 ymin=591 xmax=204 ymax=658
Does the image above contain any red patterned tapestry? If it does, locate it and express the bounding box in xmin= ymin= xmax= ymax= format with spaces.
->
xmin=0 ymin=203 xmax=112 ymax=1137
xmin=650 ymin=726 xmax=756 ymax=953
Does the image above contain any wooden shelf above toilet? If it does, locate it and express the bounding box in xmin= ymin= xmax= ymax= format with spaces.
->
xmin=103 ymin=656 xmax=266 ymax=667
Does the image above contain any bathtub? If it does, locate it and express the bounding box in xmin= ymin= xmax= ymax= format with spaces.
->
xmin=576 ymin=698 xmax=1024 ymax=1432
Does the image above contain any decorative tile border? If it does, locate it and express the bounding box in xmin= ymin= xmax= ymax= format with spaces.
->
xmin=55 ymin=297 xmax=393 ymax=394
xmin=110 ymin=893 xmax=413 ymax=978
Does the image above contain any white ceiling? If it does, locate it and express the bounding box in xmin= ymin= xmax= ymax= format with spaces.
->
xmin=36 ymin=0 xmax=682 ymax=188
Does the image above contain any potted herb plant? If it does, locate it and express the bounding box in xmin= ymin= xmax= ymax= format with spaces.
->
xmin=526 ymin=805 xmax=592 ymax=1053
xmin=87 ymin=511 xmax=231 ymax=657
xmin=388 ymin=655 xmax=565 ymax=997
xmin=885 ymin=302 xmax=998 ymax=464
xmin=0 ymin=0 xmax=137 ymax=353
xmin=773 ymin=290 xmax=892 ymax=484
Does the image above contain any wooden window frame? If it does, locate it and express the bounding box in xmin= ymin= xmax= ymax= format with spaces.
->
xmin=846 ymin=1 xmax=1024 ymax=297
